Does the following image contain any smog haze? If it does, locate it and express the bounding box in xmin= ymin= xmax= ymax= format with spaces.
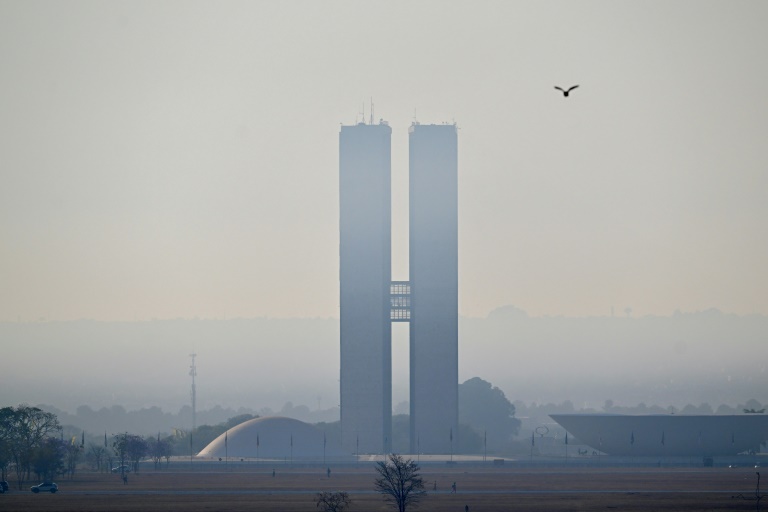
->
xmin=1 ymin=2 xmax=767 ymax=418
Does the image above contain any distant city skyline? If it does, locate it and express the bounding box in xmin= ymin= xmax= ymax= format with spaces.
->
xmin=2 ymin=1 xmax=767 ymax=323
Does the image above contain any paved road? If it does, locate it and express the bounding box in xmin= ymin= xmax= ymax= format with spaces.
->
xmin=49 ymin=488 xmax=752 ymax=496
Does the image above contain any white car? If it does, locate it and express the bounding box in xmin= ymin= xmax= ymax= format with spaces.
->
xmin=31 ymin=482 xmax=58 ymax=493
xmin=111 ymin=465 xmax=131 ymax=473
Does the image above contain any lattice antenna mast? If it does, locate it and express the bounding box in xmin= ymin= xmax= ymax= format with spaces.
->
xmin=189 ymin=353 xmax=197 ymax=431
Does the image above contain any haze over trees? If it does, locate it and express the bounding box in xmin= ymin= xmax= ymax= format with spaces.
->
xmin=5 ymin=396 xmax=765 ymax=478
xmin=2 ymin=309 xmax=764 ymax=417
xmin=28 ymin=395 xmax=767 ymax=460
xmin=3 ymin=309 xmax=765 ymax=461
xmin=36 ymin=404 xmax=268 ymax=442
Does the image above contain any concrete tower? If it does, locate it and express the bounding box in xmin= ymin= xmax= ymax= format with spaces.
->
xmin=339 ymin=119 xmax=457 ymax=455
xmin=338 ymin=122 xmax=392 ymax=454
xmin=408 ymin=123 xmax=459 ymax=454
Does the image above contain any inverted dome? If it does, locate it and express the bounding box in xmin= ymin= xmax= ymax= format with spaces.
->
xmin=197 ymin=416 xmax=348 ymax=459
xmin=550 ymin=414 xmax=768 ymax=457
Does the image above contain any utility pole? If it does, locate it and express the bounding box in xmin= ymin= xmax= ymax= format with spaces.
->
xmin=189 ymin=353 xmax=197 ymax=432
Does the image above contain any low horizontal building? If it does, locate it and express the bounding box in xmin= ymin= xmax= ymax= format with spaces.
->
xmin=550 ymin=414 xmax=768 ymax=457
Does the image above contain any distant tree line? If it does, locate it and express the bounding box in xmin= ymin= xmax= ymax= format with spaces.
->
xmin=37 ymin=404 xmax=265 ymax=438
xmin=514 ymin=397 xmax=766 ymax=420
xmin=24 ymin=384 xmax=766 ymax=463
xmin=0 ymin=405 xmax=260 ymax=487
xmin=37 ymin=402 xmax=337 ymax=438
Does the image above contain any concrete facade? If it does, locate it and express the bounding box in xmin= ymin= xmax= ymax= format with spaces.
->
xmin=408 ymin=124 xmax=459 ymax=454
xmin=339 ymin=121 xmax=457 ymax=455
xmin=339 ymin=122 xmax=392 ymax=454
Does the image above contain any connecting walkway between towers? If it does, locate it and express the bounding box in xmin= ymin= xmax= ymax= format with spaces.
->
xmin=390 ymin=281 xmax=410 ymax=322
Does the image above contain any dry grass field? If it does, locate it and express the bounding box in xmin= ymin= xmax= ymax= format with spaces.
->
xmin=1 ymin=463 xmax=764 ymax=511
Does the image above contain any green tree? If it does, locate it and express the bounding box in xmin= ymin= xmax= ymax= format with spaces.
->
xmin=0 ymin=405 xmax=61 ymax=488
xmin=459 ymin=377 xmax=520 ymax=453
xmin=147 ymin=434 xmax=173 ymax=469
xmin=31 ymin=437 xmax=66 ymax=481
xmin=457 ymin=423 xmax=483 ymax=453
xmin=0 ymin=438 xmax=10 ymax=481
xmin=113 ymin=433 xmax=148 ymax=473
xmin=112 ymin=433 xmax=129 ymax=474
xmin=374 ymin=454 xmax=426 ymax=512
xmin=0 ymin=412 xmax=12 ymax=481
xmin=167 ymin=428 xmax=190 ymax=458
xmin=126 ymin=435 xmax=148 ymax=472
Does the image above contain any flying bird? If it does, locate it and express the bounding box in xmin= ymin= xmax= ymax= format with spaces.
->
xmin=554 ymin=85 xmax=579 ymax=97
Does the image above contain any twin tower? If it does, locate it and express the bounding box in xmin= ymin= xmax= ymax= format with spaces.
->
xmin=339 ymin=120 xmax=458 ymax=454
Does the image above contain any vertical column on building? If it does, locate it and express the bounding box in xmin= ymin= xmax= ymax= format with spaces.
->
xmin=408 ymin=123 xmax=459 ymax=454
xmin=339 ymin=122 xmax=393 ymax=455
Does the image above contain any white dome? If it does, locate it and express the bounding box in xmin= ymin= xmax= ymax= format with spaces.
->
xmin=197 ymin=416 xmax=348 ymax=459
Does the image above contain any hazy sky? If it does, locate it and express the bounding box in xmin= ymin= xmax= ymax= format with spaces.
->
xmin=2 ymin=1 xmax=767 ymax=322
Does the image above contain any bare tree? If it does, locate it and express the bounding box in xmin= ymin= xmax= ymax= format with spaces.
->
xmin=374 ymin=454 xmax=426 ymax=512
xmin=87 ymin=443 xmax=107 ymax=472
xmin=64 ymin=439 xmax=82 ymax=478
xmin=316 ymin=491 xmax=352 ymax=512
